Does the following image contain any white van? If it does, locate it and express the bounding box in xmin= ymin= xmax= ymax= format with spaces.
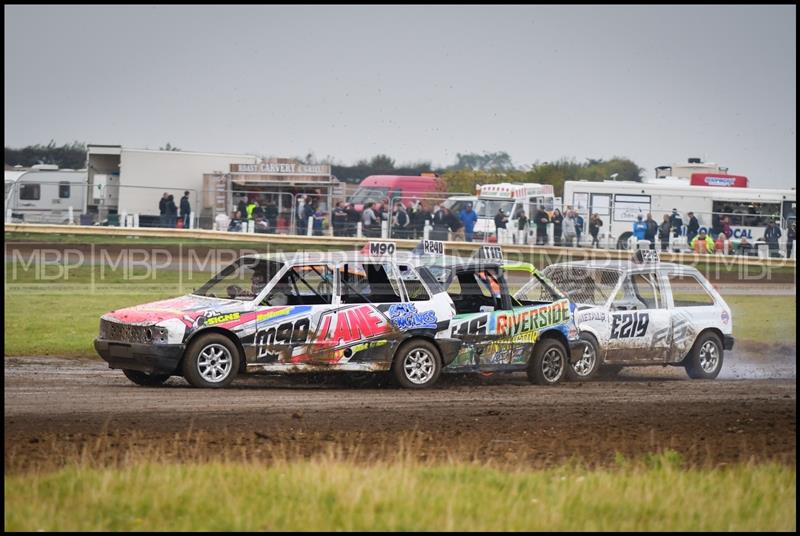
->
xmin=472 ymin=183 xmax=555 ymax=242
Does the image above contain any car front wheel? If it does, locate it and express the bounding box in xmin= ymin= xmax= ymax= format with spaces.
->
xmin=182 ymin=333 xmax=240 ymax=388
xmin=684 ymin=332 xmax=724 ymax=379
xmin=392 ymin=339 xmax=442 ymax=389
xmin=528 ymin=338 xmax=567 ymax=385
xmin=566 ymin=333 xmax=600 ymax=381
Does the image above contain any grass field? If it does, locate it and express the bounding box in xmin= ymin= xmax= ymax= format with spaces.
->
xmin=4 ymin=453 xmax=795 ymax=532
xmin=3 ymin=257 xmax=796 ymax=356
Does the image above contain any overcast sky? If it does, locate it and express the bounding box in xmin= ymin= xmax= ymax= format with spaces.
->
xmin=4 ymin=5 xmax=796 ymax=188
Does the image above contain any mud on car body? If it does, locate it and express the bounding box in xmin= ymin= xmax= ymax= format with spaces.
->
xmin=542 ymin=251 xmax=735 ymax=380
xmin=416 ymin=245 xmax=583 ymax=385
xmin=95 ymin=248 xmax=461 ymax=389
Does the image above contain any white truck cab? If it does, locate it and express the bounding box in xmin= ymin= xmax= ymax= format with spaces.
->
xmin=473 ymin=183 xmax=555 ymax=242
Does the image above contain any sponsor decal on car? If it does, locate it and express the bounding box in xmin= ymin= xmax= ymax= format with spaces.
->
xmin=388 ymin=303 xmax=437 ymax=330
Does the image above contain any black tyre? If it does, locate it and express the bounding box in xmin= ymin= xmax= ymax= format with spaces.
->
xmin=392 ymin=339 xmax=442 ymax=389
xmin=565 ymin=333 xmax=601 ymax=381
xmin=182 ymin=333 xmax=240 ymax=388
xmin=527 ymin=338 xmax=567 ymax=385
xmin=122 ymin=369 xmax=171 ymax=386
xmin=684 ymin=331 xmax=724 ymax=379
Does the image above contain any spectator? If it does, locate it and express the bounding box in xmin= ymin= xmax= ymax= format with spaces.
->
xmin=715 ymin=233 xmax=733 ymax=255
xmin=514 ymin=207 xmax=528 ymax=244
xmin=632 ymin=214 xmax=647 ymax=241
xmin=763 ymin=220 xmax=782 ymax=256
xmin=589 ymin=213 xmax=602 ymax=248
xmin=575 ymin=213 xmax=584 ymax=247
xmin=392 ymin=202 xmax=410 ymax=239
xmin=494 ymin=208 xmax=509 ymax=242
xmin=562 ymin=210 xmax=577 ymax=247
xmin=551 ymin=209 xmax=564 ymax=246
xmin=686 ymin=211 xmax=699 ymax=244
xmin=670 ymin=208 xmax=683 ymax=238
xmin=252 ymin=202 xmax=265 ymax=221
xmin=264 ymin=199 xmax=278 ymax=234
xmin=787 ymin=222 xmax=796 ymax=258
xmin=246 ymin=198 xmax=257 ymax=221
xmin=644 ymin=213 xmax=658 ymax=249
xmin=690 ymin=229 xmax=715 ymax=254
xmin=226 ymin=211 xmax=241 ymax=232
xmin=460 ymin=202 xmax=479 ymax=242
xmin=159 ymin=192 xmax=169 ymax=228
xmin=431 ymin=205 xmax=449 ymax=241
xmin=737 ymin=237 xmax=753 ymax=256
xmin=313 ymin=206 xmax=324 ymax=236
xmin=409 ymin=200 xmax=425 ymax=239
xmin=658 ymin=214 xmax=671 ymax=251
xmin=534 ymin=205 xmax=550 ymax=245
xmin=362 ymin=202 xmax=379 ymax=237
xmin=179 ymin=191 xmax=191 ymax=228
xmin=448 ymin=207 xmax=465 ymax=241
xmin=332 ymin=201 xmax=348 ymax=237
xmin=165 ymin=194 xmax=178 ymax=228
xmin=295 ymin=195 xmax=306 ymax=233
xmin=711 ymin=213 xmax=723 ymax=240
xmin=236 ymin=196 xmax=248 ymax=221
xmin=722 ymin=216 xmax=733 ymax=239
xmin=302 ymin=199 xmax=316 ymax=234
xmin=346 ymin=202 xmax=360 ymax=236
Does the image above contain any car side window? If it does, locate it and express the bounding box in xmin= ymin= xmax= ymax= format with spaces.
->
xmin=613 ymin=272 xmax=663 ymax=310
xmin=397 ymin=264 xmax=431 ymax=302
xmin=668 ymin=273 xmax=716 ymax=307
xmin=261 ymin=264 xmax=334 ymax=306
xmin=340 ymin=262 xmax=403 ymax=304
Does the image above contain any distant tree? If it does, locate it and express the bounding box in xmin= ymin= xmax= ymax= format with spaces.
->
xmin=4 ymin=140 xmax=86 ymax=169
xmin=450 ymin=151 xmax=514 ymax=171
xmin=369 ymin=154 xmax=396 ymax=170
xmin=159 ymin=142 xmax=181 ymax=151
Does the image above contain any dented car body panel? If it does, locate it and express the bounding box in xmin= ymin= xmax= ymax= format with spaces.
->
xmin=95 ymin=251 xmax=461 ymax=377
xmin=418 ymin=257 xmax=580 ymax=373
xmin=542 ymin=260 xmax=734 ymax=366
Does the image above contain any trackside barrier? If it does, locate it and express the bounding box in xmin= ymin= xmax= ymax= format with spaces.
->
xmin=5 ymin=223 xmax=795 ymax=269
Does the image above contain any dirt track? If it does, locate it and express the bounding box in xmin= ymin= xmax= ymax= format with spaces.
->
xmin=5 ymin=353 xmax=795 ymax=473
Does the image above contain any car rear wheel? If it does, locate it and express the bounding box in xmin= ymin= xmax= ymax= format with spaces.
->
xmin=565 ymin=333 xmax=600 ymax=381
xmin=684 ymin=332 xmax=724 ymax=380
xmin=122 ymin=369 xmax=170 ymax=386
xmin=527 ymin=338 xmax=567 ymax=385
xmin=392 ymin=339 xmax=442 ymax=389
xmin=182 ymin=333 xmax=240 ymax=388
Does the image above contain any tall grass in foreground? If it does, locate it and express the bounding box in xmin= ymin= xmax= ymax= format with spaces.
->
xmin=4 ymin=453 xmax=795 ymax=531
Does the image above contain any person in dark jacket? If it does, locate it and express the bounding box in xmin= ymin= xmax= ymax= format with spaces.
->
xmin=494 ymin=208 xmax=509 ymax=242
xmin=644 ymin=213 xmax=658 ymax=249
xmin=535 ymin=206 xmax=550 ymax=245
xmin=431 ymin=205 xmax=449 ymax=241
xmin=670 ymin=208 xmax=683 ymax=238
xmin=787 ymin=222 xmax=796 ymax=258
xmin=686 ymin=211 xmax=699 ymax=244
xmin=589 ymin=213 xmax=602 ymax=248
xmin=236 ymin=197 xmax=248 ymax=222
xmin=264 ymin=199 xmax=278 ymax=233
xmin=658 ymin=214 xmax=671 ymax=251
xmin=763 ymin=220 xmax=782 ymax=256
xmin=165 ymin=195 xmax=178 ymax=227
xmin=179 ymin=191 xmax=192 ymax=228
xmin=551 ymin=209 xmax=563 ymax=246
xmin=159 ymin=192 xmax=168 ymax=228
xmin=332 ymin=201 xmax=348 ymax=237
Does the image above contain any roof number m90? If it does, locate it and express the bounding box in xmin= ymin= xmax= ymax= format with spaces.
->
xmin=368 ymin=241 xmax=396 ymax=256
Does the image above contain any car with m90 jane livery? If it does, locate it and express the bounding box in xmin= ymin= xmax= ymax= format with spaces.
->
xmin=418 ymin=244 xmax=583 ymax=385
xmin=540 ymin=250 xmax=735 ymax=380
xmin=95 ymin=249 xmax=462 ymax=389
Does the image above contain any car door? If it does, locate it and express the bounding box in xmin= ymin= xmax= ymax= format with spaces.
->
xmin=253 ymin=262 xmax=335 ymax=366
xmin=605 ymin=271 xmax=671 ymax=363
xmin=448 ymin=267 xmax=515 ymax=369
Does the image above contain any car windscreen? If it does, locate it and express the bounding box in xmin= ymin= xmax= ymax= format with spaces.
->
xmin=349 ymin=187 xmax=390 ymax=205
xmin=193 ymin=258 xmax=282 ymax=301
xmin=541 ymin=265 xmax=620 ymax=306
xmin=512 ymin=271 xmax=564 ymax=305
xmin=475 ymin=199 xmax=515 ymax=218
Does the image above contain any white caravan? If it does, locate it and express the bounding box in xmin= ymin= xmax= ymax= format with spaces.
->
xmin=473 ymin=183 xmax=555 ymax=242
xmin=5 ymin=166 xmax=88 ymax=224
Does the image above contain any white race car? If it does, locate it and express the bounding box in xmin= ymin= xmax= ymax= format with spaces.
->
xmin=539 ymin=251 xmax=734 ymax=380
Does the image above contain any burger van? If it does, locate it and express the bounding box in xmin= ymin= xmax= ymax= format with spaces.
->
xmin=472 ymin=183 xmax=555 ymax=242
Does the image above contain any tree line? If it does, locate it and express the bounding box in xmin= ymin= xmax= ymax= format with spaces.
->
xmin=5 ymin=142 xmax=642 ymax=197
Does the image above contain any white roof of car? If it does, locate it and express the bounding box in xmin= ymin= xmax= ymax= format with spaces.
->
xmin=243 ymin=250 xmax=420 ymax=265
xmin=546 ymin=259 xmax=699 ymax=276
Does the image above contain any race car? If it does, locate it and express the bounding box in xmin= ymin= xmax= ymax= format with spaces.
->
xmin=539 ymin=250 xmax=735 ymax=380
xmin=95 ymin=245 xmax=462 ymax=389
xmin=415 ymin=243 xmax=584 ymax=385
